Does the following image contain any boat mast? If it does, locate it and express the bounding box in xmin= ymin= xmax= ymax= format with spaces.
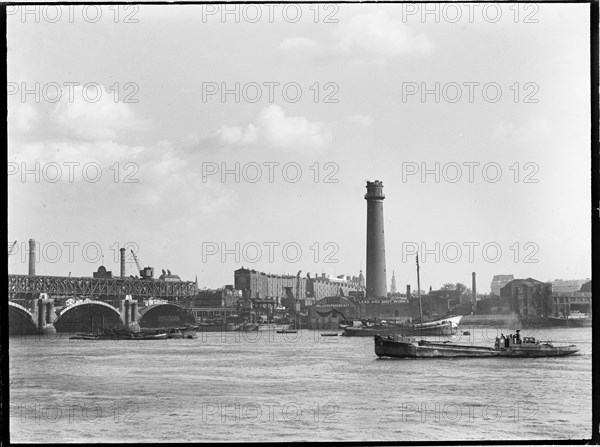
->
xmin=295 ymin=270 xmax=301 ymax=329
xmin=416 ymin=254 xmax=423 ymax=322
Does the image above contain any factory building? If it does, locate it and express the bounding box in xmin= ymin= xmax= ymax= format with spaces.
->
xmin=551 ymin=280 xmax=592 ymax=318
xmin=309 ymin=295 xmax=358 ymax=329
xmin=550 ymin=278 xmax=591 ymax=293
xmin=234 ymin=268 xmax=364 ymax=306
xmin=490 ymin=274 xmax=514 ymax=296
xmin=307 ymin=273 xmax=364 ymax=301
xmin=184 ymin=287 xmax=241 ymax=322
xmin=500 ymin=278 xmax=553 ymax=318
xmin=234 ymin=268 xmax=307 ymax=304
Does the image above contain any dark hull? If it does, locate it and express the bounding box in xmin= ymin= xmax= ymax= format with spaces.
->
xmin=141 ymin=325 xmax=198 ymax=339
xmin=374 ymin=336 xmax=579 ymax=358
xmin=70 ymin=332 xmax=168 ymax=340
xmin=344 ymin=324 xmax=456 ymax=337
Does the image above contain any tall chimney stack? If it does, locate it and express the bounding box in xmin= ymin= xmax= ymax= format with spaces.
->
xmin=472 ymin=272 xmax=477 ymax=305
xmin=120 ymin=248 xmax=126 ymax=277
xmin=365 ymin=180 xmax=387 ymax=298
xmin=28 ymin=238 xmax=36 ymax=276
xmin=406 ymin=284 xmax=411 ymax=300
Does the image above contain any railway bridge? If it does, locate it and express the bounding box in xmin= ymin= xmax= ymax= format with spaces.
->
xmin=8 ymin=274 xmax=198 ymax=334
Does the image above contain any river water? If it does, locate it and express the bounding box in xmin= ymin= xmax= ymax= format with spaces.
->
xmin=9 ymin=326 xmax=592 ymax=442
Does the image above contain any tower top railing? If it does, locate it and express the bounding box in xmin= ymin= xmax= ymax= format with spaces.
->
xmin=365 ymin=180 xmax=385 ymax=200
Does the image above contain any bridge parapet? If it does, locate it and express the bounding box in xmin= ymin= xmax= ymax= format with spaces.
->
xmin=8 ymin=274 xmax=197 ymax=299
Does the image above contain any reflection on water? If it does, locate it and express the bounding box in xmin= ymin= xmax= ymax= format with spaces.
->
xmin=9 ymin=326 xmax=592 ymax=442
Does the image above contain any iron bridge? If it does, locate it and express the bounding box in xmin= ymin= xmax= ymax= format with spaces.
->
xmin=8 ymin=274 xmax=197 ymax=299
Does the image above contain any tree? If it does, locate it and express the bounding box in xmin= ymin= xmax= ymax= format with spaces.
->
xmin=455 ymin=283 xmax=467 ymax=294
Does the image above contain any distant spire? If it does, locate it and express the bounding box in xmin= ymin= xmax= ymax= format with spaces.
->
xmin=358 ymin=270 xmax=365 ymax=287
xmin=390 ymin=270 xmax=397 ymax=294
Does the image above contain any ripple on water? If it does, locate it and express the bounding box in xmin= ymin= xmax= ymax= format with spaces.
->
xmin=9 ymin=327 xmax=592 ymax=442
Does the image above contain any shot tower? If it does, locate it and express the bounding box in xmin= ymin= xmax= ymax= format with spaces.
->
xmin=365 ymin=180 xmax=387 ymax=298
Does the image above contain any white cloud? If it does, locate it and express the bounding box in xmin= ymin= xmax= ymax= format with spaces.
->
xmin=257 ymin=105 xmax=331 ymax=151
xmin=52 ymin=84 xmax=142 ymax=141
xmin=209 ymin=105 xmax=332 ymax=153
xmin=215 ymin=124 xmax=259 ymax=146
xmin=279 ymin=11 xmax=434 ymax=66
xmin=334 ymin=11 xmax=434 ymax=57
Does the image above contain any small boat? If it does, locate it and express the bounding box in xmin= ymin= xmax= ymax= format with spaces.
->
xmin=320 ymin=332 xmax=339 ymax=336
xmin=70 ymin=333 xmax=102 ymax=340
xmin=166 ymin=329 xmax=184 ymax=339
xmin=181 ymin=324 xmax=199 ymax=339
xmin=140 ymin=325 xmax=197 ymax=339
xmin=276 ymin=328 xmax=298 ymax=334
xmin=70 ymin=330 xmax=168 ymax=341
xmin=132 ymin=332 xmax=168 ymax=340
xmin=344 ymin=256 xmax=463 ymax=337
xmin=374 ymin=332 xmax=579 ymax=358
xmin=548 ymin=311 xmax=592 ymax=327
xmin=463 ymin=331 xmax=470 ymax=336
xmin=234 ymin=322 xmax=259 ymax=332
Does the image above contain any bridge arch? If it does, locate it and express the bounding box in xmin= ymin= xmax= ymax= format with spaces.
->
xmin=139 ymin=302 xmax=195 ymax=328
xmin=8 ymin=302 xmax=37 ymax=335
xmin=54 ymin=300 xmax=122 ymax=333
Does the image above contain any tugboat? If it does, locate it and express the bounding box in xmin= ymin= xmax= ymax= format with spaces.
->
xmin=374 ymin=330 xmax=579 ymax=358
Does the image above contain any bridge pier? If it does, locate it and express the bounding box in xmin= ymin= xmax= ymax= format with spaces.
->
xmin=31 ymin=298 xmax=57 ymax=334
xmin=119 ymin=299 xmax=141 ymax=331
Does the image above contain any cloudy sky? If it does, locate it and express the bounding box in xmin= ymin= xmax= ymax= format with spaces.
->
xmin=8 ymin=3 xmax=591 ymax=293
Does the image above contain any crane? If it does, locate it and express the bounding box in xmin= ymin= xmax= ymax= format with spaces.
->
xmin=130 ymin=249 xmax=154 ymax=280
xmin=8 ymin=240 xmax=17 ymax=256
xmin=130 ymin=249 xmax=143 ymax=273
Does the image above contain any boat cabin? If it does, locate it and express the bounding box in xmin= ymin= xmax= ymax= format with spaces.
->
xmin=495 ymin=332 xmax=540 ymax=350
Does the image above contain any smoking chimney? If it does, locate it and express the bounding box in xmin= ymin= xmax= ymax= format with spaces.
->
xmin=472 ymin=272 xmax=477 ymax=305
xmin=120 ymin=248 xmax=126 ymax=277
xmin=28 ymin=238 xmax=36 ymax=276
xmin=365 ymin=180 xmax=387 ymax=298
